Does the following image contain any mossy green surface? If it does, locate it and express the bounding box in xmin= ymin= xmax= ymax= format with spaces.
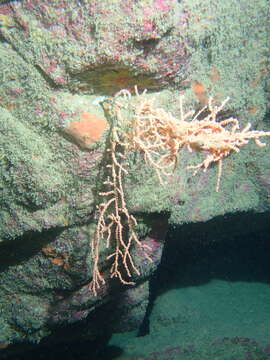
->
xmin=0 ymin=0 xmax=269 ymax=348
xmin=177 ymin=0 xmax=269 ymax=124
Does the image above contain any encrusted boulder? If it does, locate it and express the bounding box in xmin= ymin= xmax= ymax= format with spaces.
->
xmin=0 ymin=0 xmax=269 ymax=353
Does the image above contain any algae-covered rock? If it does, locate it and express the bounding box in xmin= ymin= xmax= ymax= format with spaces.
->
xmin=0 ymin=0 xmax=269 ymax=350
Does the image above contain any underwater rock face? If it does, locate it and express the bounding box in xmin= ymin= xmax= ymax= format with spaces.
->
xmin=0 ymin=0 xmax=269 ymax=352
xmin=0 ymin=0 xmax=190 ymax=93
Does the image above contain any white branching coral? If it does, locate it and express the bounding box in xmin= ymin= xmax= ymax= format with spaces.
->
xmin=125 ymin=90 xmax=270 ymax=191
xmin=90 ymin=87 xmax=270 ymax=295
xmin=90 ymin=126 xmax=152 ymax=296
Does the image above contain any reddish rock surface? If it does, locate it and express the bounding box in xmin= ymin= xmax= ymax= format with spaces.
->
xmin=64 ymin=112 xmax=108 ymax=149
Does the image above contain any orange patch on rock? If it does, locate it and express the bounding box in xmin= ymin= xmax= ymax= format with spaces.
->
xmin=247 ymin=106 xmax=258 ymax=114
xmin=192 ymin=81 xmax=208 ymax=105
xmin=65 ymin=112 xmax=108 ymax=149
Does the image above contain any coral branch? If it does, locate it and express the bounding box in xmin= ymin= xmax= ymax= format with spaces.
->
xmin=90 ymin=128 xmax=152 ymax=296
xmin=90 ymin=87 xmax=270 ymax=295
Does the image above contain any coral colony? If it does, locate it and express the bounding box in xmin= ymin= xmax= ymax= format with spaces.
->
xmin=90 ymin=87 xmax=270 ymax=295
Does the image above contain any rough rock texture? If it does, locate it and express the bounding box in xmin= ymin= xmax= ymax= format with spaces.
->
xmin=0 ymin=0 xmax=269 ymax=352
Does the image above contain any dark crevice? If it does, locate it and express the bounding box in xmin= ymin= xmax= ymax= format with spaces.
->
xmin=0 ymin=227 xmax=63 ymax=271
xmin=138 ymin=211 xmax=270 ymax=336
